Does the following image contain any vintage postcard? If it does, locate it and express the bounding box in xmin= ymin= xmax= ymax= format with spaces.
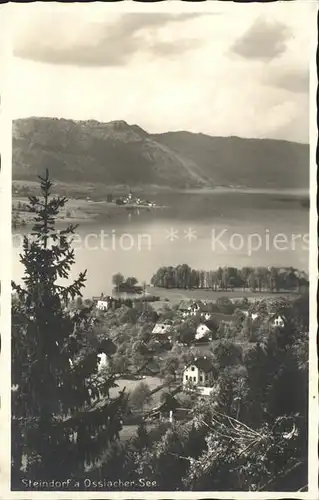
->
xmin=0 ymin=0 xmax=318 ymax=498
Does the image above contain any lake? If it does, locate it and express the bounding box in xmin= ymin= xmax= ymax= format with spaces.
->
xmin=12 ymin=190 xmax=309 ymax=298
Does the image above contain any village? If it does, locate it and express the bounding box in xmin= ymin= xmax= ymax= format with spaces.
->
xmin=109 ymin=189 xmax=156 ymax=208
xmin=86 ymin=287 xmax=289 ymax=431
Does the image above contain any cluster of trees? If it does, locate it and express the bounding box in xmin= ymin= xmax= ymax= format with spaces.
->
xmin=12 ymin=172 xmax=309 ymax=492
xmin=129 ymin=382 xmax=153 ymax=411
xmin=108 ymin=292 xmax=308 ymax=491
xmin=151 ymin=264 xmax=308 ymax=292
xmin=112 ymin=273 xmax=143 ymax=293
xmin=92 ymin=298 xmax=170 ymax=377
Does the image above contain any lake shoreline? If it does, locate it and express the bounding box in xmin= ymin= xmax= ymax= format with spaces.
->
xmin=12 ymin=196 xmax=169 ymax=228
xmin=12 ymin=183 xmax=309 ymax=229
xmin=13 ymin=179 xmax=309 ymax=198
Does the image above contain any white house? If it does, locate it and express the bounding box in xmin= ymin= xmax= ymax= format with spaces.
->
xmin=183 ymin=357 xmax=217 ymax=390
xmin=202 ymin=312 xmax=212 ymax=321
xmin=195 ymin=323 xmax=212 ymax=341
xmin=97 ymin=352 xmax=108 ymax=371
xmin=272 ymin=315 xmax=285 ymax=328
xmin=96 ymin=299 xmax=109 ymax=311
xmin=94 ymin=294 xmax=111 ymax=311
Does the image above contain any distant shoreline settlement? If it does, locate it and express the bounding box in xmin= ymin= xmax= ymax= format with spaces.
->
xmin=11 ymin=188 xmax=157 ymax=228
xmin=109 ymin=189 xmax=156 ymax=207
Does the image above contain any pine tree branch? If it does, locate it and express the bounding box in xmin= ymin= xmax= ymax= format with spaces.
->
xmin=258 ymin=460 xmax=305 ymax=491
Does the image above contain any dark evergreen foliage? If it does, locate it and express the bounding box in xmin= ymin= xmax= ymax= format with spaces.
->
xmin=11 ymin=170 xmax=127 ymax=487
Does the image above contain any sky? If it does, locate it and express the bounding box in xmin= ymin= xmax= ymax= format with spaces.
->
xmin=10 ymin=1 xmax=314 ymax=143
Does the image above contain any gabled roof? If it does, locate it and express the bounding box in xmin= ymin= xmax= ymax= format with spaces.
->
xmin=196 ymin=323 xmax=212 ymax=332
xmin=185 ymin=356 xmax=216 ymax=374
xmin=179 ymin=300 xmax=203 ymax=311
xmin=179 ymin=301 xmax=221 ymax=313
xmin=152 ymin=323 xmax=173 ymax=334
xmin=199 ymin=303 xmax=213 ymax=313
xmin=93 ymin=295 xmax=111 ymax=301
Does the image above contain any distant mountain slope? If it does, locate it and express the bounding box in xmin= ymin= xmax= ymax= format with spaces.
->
xmin=12 ymin=117 xmax=309 ymax=189
xmin=152 ymin=131 xmax=309 ymax=189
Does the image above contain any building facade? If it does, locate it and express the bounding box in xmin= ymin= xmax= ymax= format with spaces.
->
xmin=96 ymin=299 xmax=109 ymax=311
xmin=183 ymin=357 xmax=217 ymax=389
xmin=195 ymin=323 xmax=212 ymax=341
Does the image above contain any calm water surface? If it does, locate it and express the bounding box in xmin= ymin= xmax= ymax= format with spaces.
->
xmin=12 ymin=191 xmax=309 ymax=297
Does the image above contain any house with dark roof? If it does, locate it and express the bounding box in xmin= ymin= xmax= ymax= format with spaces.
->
xmin=178 ymin=300 xmax=201 ymax=317
xmin=178 ymin=300 xmax=216 ymax=320
xmin=178 ymin=300 xmax=193 ymax=311
xmin=183 ymin=356 xmax=218 ymax=393
xmin=179 ymin=300 xmax=230 ymax=322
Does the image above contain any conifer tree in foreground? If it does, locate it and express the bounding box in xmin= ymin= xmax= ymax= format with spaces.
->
xmin=12 ymin=170 xmax=126 ymax=486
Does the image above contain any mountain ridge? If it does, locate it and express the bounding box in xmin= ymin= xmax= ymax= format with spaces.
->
xmin=12 ymin=117 xmax=309 ymax=190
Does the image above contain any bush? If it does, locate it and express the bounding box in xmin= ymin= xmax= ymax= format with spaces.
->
xmin=177 ymin=392 xmax=195 ymax=409
xmin=212 ymin=340 xmax=243 ymax=369
xmin=129 ymin=382 xmax=153 ymax=410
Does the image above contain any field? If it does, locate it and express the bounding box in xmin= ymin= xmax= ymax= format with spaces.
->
xmin=119 ymin=424 xmax=160 ymax=442
xmin=109 ymin=376 xmax=165 ymax=442
xmin=110 ymin=376 xmax=164 ymax=404
xmin=147 ymin=286 xmax=295 ymax=306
